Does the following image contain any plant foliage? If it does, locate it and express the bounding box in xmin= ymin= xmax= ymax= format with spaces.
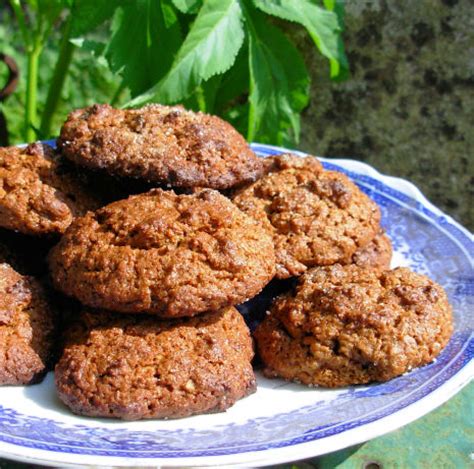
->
xmin=3 ymin=0 xmax=348 ymax=145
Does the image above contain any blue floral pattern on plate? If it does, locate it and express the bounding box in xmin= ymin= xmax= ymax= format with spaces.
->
xmin=0 ymin=143 xmax=472 ymax=466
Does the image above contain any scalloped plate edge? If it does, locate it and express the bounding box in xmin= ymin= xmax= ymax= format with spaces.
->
xmin=0 ymin=364 xmax=471 ymax=468
xmin=0 ymin=142 xmax=472 ymax=467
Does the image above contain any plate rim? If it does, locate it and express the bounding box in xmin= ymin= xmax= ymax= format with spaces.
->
xmin=0 ymin=141 xmax=472 ymax=467
xmin=0 ymin=366 xmax=472 ymax=468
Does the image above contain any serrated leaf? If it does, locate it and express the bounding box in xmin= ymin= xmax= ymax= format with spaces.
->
xmin=253 ymin=0 xmax=348 ymax=79
xmin=127 ymin=0 xmax=244 ymax=106
xmin=246 ymin=8 xmax=309 ymax=145
xmin=104 ymin=0 xmax=182 ymax=98
xmin=172 ymin=0 xmax=202 ymax=14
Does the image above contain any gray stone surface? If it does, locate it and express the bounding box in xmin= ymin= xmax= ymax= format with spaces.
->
xmin=296 ymin=0 xmax=473 ymax=231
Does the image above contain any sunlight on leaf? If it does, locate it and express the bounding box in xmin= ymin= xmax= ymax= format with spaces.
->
xmin=246 ymin=7 xmax=309 ymax=145
xmin=171 ymin=0 xmax=202 ymax=14
xmin=127 ymin=0 xmax=244 ymax=106
xmin=253 ymin=0 xmax=348 ymax=79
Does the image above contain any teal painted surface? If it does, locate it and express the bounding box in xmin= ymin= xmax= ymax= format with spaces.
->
xmin=273 ymin=382 xmax=472 ymax=469
xmin=315 ymin=382 xmax=473 ymax=469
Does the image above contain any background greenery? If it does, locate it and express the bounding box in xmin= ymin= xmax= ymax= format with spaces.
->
xmin=0 ymin=0 xmax=347 ymax=146
xmin=0 ymin=6 xmax=122 ymax=145
xmin=2 ymin=1 xmax=471 ymax=230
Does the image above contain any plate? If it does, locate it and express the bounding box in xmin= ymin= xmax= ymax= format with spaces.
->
xmin=0 ymin=143 xmax=472 ymax=467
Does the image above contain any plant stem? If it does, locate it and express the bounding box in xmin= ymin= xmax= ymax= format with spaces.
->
xmin=25 ymin=47 xmax=40 ymax=142
xmin=9 ymin=0 xmax=30 ymax=49
xmin=195 ymin=86 xmax=206 ymax=113
xmin=40 ymin=15 xmax=75 ymax=138
xmin=10 ymin=0 xmax=39 ymax=142
xmin=242 ymin=5 xmax=257 ymax=142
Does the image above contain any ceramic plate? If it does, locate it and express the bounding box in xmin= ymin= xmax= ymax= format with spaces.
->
xmin=0 ymin=143 xmax=472 ymax=467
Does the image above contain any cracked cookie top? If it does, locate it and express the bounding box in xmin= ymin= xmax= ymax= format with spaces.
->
xmin=232 ymin=154 xmax=381 ymax=278
xmin=0 ymin=143 xmax=101 ymax=236
xmin=254 ymin=264 xmax=453 ymax=387
xmin=55 ymin=306 xmax=255 ymax=420
xmin=49 ymin=188 xmax=276 ymax=316
xmin=345 ymin=229 xmax=392 ymax=272
xmin=0 ymin=263 xmax=56 ymax=385
xmin=58 ymin=104 xmax=263 ymax=189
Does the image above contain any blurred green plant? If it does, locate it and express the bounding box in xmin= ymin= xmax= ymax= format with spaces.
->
xmin=2 ymin=0 xmax=348 ymax=145
xmin=0 ymin=3 xmax=122 ymax=144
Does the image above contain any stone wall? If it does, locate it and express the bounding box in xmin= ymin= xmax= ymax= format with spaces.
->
xmin=297 ymin=0 xmax=473 ymax=230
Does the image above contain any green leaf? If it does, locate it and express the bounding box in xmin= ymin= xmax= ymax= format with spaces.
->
xmin=322 ymin=0 xmax=348 ymax=80
xmin=37 ymin=0 xmax=63 ymax=16
xmin=70 ymin=38 xmax=106 ymax=56
xmin=213 ymin=41 xmax=249 ymax=114
xmin=223 ymin=102 xmax=249 ymax=139
xmin=127 ymin=0 xmax=244 ymax=106
xmin=245 ymin=8 xmax=309 ymax=145
xmin=104 ymin=0 xmax=182 ymax=98
xmin=200 ymin=74 xmax=222 ymax=113
xmin=253 ymin=0 xmax=348 ymax=80
xmin=162 ymin=0 xmax=182 ymax=28
xmin=322 ymin=0 xmax=336 ymax=10
xmin=69 ymin=0 xmax=122 ymax=38
xmin=323 ymin=0 xmax=345 ymax=25
xmin=172 ymin=0 xmax=202 ymax=14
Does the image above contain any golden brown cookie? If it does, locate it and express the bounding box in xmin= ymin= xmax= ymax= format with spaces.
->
xmin=58 ymin=104 xmax=263 ymax=189
xmin=254 ymin=264 xmax=453 ymax=387
xmin=49 ymin=188 xmax=276 ymax=317
xmin=347 ymin=230 xmax=392 ymax=272
xmin=0 ymin=263 xmax=56 ymax=385
xmin=232 ymin=154 xmax=381 ymax=278
xmin=55 ymin=307 xmax=256 ymax=420
xmin=0 ymin=143 xmax=101 ymax=236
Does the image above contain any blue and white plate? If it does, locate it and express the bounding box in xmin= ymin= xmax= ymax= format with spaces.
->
xmin=0 ymin=143 xmax=472 ymax=467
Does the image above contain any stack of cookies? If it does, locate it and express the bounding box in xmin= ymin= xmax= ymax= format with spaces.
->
xmin=0 ymin=141 xmax=102 ymax=386
xmin=0 ymin=103 xmax=453 ymax=420
xmin=231 ymin=152 xmax=452 ymax=388
xmin=49 ymin=188 xmax=275 ymax=419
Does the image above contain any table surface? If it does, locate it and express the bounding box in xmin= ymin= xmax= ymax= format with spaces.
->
xmin=289 ymin=381 xmax=473 ymax=469
xmin=0 ymin=381 xmax=471 ymax=468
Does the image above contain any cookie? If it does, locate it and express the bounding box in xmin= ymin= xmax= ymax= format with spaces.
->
xmin=0 ymin=143 xmax=101 ymax=236
xmin=254 ymin=264 xmax=453 ymax=387
xmin=347 ymin=230 xmax=392 ymax=272
xmin=232 ymin=154 xmax=381 ymax=278
xmin=0 ymin=263 xmax=56 ymax=385
xmin=49 ymin=188 xmax=276 ymax=316
xmin=58 ymin=104 xmax=263 ymax=189
xmin=55 ymin=307 xmax=256 ymax=420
